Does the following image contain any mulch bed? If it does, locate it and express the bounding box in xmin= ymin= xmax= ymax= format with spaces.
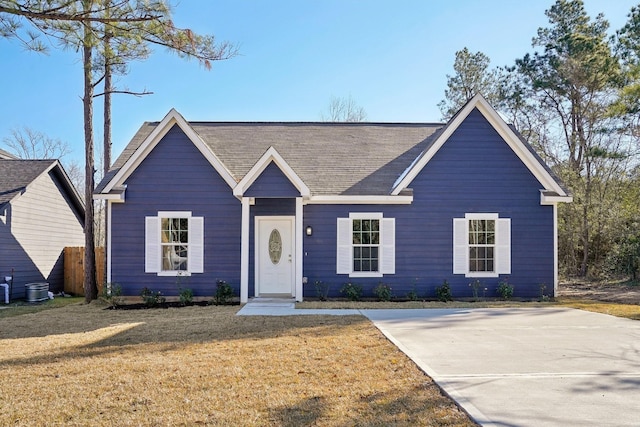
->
xmin=106 ymin=301 xmax=238 ymax=310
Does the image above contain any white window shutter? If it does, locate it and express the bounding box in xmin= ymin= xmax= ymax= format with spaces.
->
xmin=336 ymin=218 xmax=352 ymax=274
xmin=145 ymin=216 xmax=160 ymax=273
xmin=496 ymin=218 xmax=511 ymax=274
xmin=453 ymin=218 xmax=468 ymax=274
xmin=189 ymin=217 xmax=204 ymax=273
xmin=381 ymin=218 xmax=395 ymax=274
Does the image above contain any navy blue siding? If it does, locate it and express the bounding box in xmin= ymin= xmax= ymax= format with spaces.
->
xmin=244 ymin=162 xmax=301 ymax=197
xmin=110 ymin=125 xmax=242 ymax=297
xmin=303 ymin=108 xmax=555 ymax=299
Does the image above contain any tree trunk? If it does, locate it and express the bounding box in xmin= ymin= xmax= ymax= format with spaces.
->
xmin=101 ymin=29 xmax=112 ymax=288
xmin=83 ymin=9 xmax=97 ymax=303
xmin=103 ymin=24 xmax=112 ymax=176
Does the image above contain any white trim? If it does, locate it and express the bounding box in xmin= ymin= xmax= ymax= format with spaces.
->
xmin=391 ymin=94 xmax=568 ymax=198
xmin=158 ymin=210 xmax=192 ymax=218
xmin=465 ymin=212 xmax=499 ymax=220
xmin=553 ymin=203 xmax=558 ymax=296
xmin=106 ymin=200 xmax=112 ymax=283
xmin=466 ymin=272 xmax=499 ymax=278
xmin=93 ymin=191 xmax=125 ymax=202
xmin=233 ymin=147 xmax=310 ymax=199
xmin=295 ymin=198 xmax=303 ymax=302
xmin=349 ymin=272 xmax=384 ymax=278
xmin=349 ymin=212 xmax=383 ymax=220
xmin=101 ymin=109 xmax=236 ymax=194
xmin=240 ymin=198 xmax=250 ymax=303
xmin=306 ymin=195 xmax=413 ymax=205
xmin=541 ymin=190 xmax=573 ymax=205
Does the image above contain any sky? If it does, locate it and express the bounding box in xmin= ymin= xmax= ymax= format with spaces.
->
xmin=0 ymin=0 xmax=638 ymax=168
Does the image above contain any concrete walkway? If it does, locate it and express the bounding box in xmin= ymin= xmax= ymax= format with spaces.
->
xmin=236 ymin=298 xmax=361 ymax=316
xmin=238 ymin=300 xmax=640 ymax=426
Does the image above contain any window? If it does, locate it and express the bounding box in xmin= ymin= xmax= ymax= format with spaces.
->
xmin=453 ymin=214 xmax=510 ymax=278
xmin=161 ymin=217 xmax=189 ymax=271
xmin=337 ymin=213 xmax=395 ymax=277
xmin=352 ymin=219 xmax=380 ymax=272
xmin=145 ymin=212 xmax=204 ymax=276
xmin=468 ymin=219 xmax=495 ymax=273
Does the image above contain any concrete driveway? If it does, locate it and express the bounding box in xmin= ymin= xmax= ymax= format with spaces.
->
xmin=361 ymin=307 xmax=640 ymax=427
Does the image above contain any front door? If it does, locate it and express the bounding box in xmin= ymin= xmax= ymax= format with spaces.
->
xmin=256 ymin=217 xmax=295 ymax=296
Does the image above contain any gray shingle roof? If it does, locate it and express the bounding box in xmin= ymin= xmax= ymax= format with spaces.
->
xmin=100 ymin=122 xmax=444 ymax=195
xmin=0 ymin=159 xmax=57 ymax=206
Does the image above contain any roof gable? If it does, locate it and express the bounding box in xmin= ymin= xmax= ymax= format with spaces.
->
xmin=391 ymin=94 xmax=570 ymax=200
xmin=233 ymin=147 xmax=310 ymax=199
xmin=99 ymin=109 xmax=236 ymax=195
xmin=0 ymin=159 xmax=84 ymax=221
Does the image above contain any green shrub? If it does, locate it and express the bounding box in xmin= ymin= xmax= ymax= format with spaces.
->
xmin=340 ymin=282 xmax=363 ymax=301
xmin=435 ymin=280 xmax=452 ymax=302
xmin=140 ymin=287 xmax=166 ymax=307
xmin=373 ymin=282 xmax=393 ymax=301
xmin=406 ymin=284 xmax=419 ymax=301
xmin=213 ymin=280 xmax=234 ymax=305
xmin=496 ymin=279 xmax=514 ymax=300
xmin=314 ymin=280 xmax=330 ymax=301
xmin=100 ymin=282 xmax=123 ymax=308
xmin=179 ymin=288 xmax=194 ymax=305
xmin=539 ymin=283 xmax=550 ymax=302
xmin=469 ymin=279 xmax=482 ymax=301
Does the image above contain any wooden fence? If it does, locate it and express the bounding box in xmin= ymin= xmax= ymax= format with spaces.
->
xmin=64 ymin=247 xmax=105 ymax=296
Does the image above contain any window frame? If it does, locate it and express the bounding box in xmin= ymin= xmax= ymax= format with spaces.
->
xmin=453 ymin=213 xmax=510 ymax=278
xmin=350 ymin=213 xmax=382 ymax=277
xmin=160 ymin=214 xmax=190 ymax=274
xmin=337 ymin=213 xmax=395 ymax=278
xmin=145 ymin=211 xmax=204 ymax=277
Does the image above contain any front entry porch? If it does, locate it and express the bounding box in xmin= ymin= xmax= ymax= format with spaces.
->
xmin=240 ymin=197 xmax=304 ymax=303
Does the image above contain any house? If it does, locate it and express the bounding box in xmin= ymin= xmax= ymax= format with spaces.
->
xmin=94 ymin=95 xmax=571 ymax=302
xmin=0 ymin=158 xmax=85 ymax=301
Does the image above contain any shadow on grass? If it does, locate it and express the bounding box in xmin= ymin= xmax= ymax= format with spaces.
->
xmin=268 ymin=395 xmax=327 ymax=427
xmin=0 ymin=303 xmax=369 ymax=367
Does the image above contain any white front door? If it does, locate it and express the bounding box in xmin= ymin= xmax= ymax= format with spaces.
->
xmin=256 ymin=217 xmax=295 ymax=296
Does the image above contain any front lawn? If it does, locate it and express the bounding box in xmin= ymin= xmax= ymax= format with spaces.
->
xmin=0 ymin=303 xmax=474 ymax=426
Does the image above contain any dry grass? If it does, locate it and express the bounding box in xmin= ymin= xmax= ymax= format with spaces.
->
xmin=556 ymin=297 xmax=640 ymax=320
xmin=0 ymin=296 xmax=83 ymax=319
xmin=0 ymin=302 xmax=475 ymax=426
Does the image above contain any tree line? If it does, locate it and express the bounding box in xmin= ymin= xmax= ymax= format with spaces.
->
xmin=440 ymin=0 xmax=640 ymax=282
xmin=1 ymin=0 xmax=237 ymax=302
